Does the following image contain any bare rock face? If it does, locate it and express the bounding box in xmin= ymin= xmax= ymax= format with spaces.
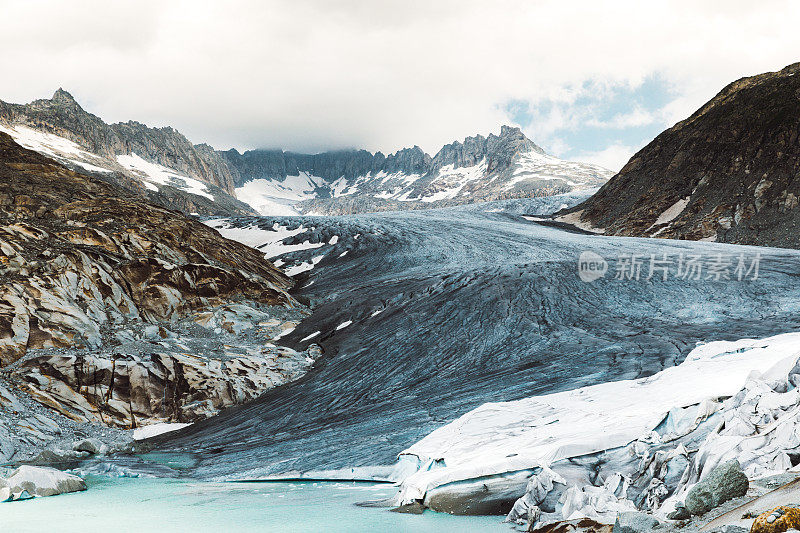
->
xmin=0 ymin=89 xmax=237 ymax=195
xmin=16 ymin=342 xmax=319 ymax=428
xmin=0 ymin=131 xmax=292 ymax=365
xmin=569 ymin=62 xmax=800 ymax=249
xmin=0 ymin=133 xmax=323 ymax=442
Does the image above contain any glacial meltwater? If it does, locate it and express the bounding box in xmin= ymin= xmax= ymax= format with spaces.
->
xmin=1 ymin=476 xmax=511 ymax=533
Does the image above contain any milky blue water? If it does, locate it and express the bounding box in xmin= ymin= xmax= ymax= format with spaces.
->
xmin=0 ymin=476 xmax=511 ymax=533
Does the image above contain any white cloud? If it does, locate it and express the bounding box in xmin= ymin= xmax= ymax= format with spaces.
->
xmin=587 ymin=107 xmax=658 ymax=129
xmin=574 ymin=143 xmax=642 ymax=173
xmin=0 ymin=0 xmax=798 ymax=156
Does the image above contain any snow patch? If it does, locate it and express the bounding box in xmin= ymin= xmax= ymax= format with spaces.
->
xmin=235 ymin=172 xmax=329 ymax=215
xmin=0 ymin=124 xmax=114 ymax=174
xmin=654 ymin=197 xmax=691 ymax=226
xmin=272 ymin=326 xmax=296 ymax=341
xmin=284 ymin=254 xmax=325 ymax=277
xmin=206 ymin=220 xmax=324 ymax=259
xmin=554 ymin=209 xmax=605 ymax=233
xmin=117 ymin=153 xmax=214 ymax=200
xmin=300 ymin=331 xmax=321 ymax=342
xmin=133 ymin=422 xmax=192 ymax=440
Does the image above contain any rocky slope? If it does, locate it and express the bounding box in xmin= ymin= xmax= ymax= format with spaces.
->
xmin=224 ymin=125 xmax=612 ymax=215
xmin=0 ymin=132 xmax=320 ymax=459
xmin=0 ymin=90 xmax=254 ymax=216
xmin=563 ymin=62 xmax=800 ymax=248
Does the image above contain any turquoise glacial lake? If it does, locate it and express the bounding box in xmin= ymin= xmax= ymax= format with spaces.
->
xmin=0 ymin=476 xmax=512 ymax=532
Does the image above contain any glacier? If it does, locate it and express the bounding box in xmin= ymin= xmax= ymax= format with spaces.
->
xmin=144 ymin=192 xmax=800 ymax=507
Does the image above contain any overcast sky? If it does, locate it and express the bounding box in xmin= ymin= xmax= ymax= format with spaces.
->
xmin=1 ymin=0 xmax=798 ymax=170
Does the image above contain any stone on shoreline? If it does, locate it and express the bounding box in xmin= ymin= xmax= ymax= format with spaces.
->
xmin=1 ymin=465 xmax=87 ymax=497
xmin=612 ymin=511 xmax=660 ymax=533
xmin=0 ymin=486 xmax=34 ymax=502
xmin=73 ymin=438 xmax=108 ymax=455
xmin=685 ymin=460 xmax=748 ymax=516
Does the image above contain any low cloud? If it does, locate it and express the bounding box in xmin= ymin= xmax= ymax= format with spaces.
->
xmin=0 ymin=0 xmax=798 ymax=157
xmin=574 ymin=144 xmax=642 ymax=173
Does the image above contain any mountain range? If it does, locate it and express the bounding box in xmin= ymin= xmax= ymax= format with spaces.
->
xmin=223 ymin=125 xmax=611 ymax=215
xmin=3 ymin=60 xmax=800 ymax=248
xmin=0 ymin=90 xmax=612 ymax=217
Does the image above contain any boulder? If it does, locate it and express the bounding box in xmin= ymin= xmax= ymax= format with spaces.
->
xmin=613 ymin=512 xmax=660 ymax=533
xmin=666 ymin=501 xmax=691 ymax=520
xmin=751 ymin=507 xmax=800 ymax=533
xmin=73 ymin=438 xmax=108 ymax=455
xmin=1 ymin=465 xmax=87 ymax=497
xmin=685 ymin=460 xmax=748 ymax=516
xmin=30 ymin=448 xmax=90 ymax=466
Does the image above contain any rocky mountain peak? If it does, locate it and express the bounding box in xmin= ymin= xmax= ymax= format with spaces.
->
xmin=0 ymin=91 xmax=242 ymax=201
xmin=430 ymin=124 xmax=543 ymax=172
xmin=493 ymin=124 xmax=545 ymax=154
xmin=50 ymin=88 xmax=81 ymax=108
xmin=499 ymin=124 xmax=519 ymax=136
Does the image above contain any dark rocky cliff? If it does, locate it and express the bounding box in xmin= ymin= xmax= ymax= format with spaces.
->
xmin=570 ymin=62 xmax=800 ymax=248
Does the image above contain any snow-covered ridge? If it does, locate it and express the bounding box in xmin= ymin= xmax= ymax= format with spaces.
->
xmin=234 ymin=147 xmax=612 ymax=215
xmin=0 ymin=124 xmax=112 ymax=174
xmin=0 ymin=123 xmax=218 ymax=202
xmin=231 ymin=135 xmax=614 ymax=216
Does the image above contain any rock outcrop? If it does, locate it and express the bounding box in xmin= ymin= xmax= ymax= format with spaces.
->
xmin=16 ymin=340 xmax=319 ymax=428
xmin=0 ymin=133 xmax=321 ymax=444
xmin=565 ymin=62 xmax=800 ymax=249
xmin=0 ymin=131 xmax=292 ymax=363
